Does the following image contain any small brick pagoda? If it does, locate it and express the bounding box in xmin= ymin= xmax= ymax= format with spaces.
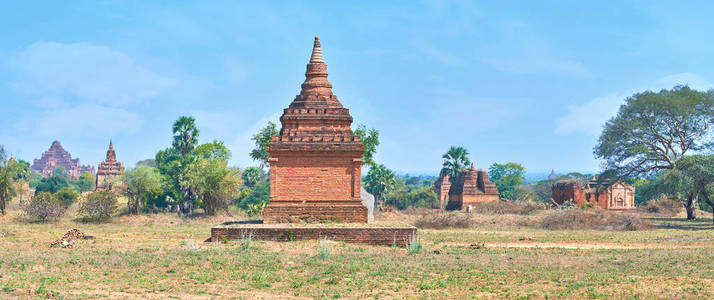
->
xmin=552 ymin=178 xmax=635 ymax=210
xmin=445 ymin=163 xmax=500 ymax=210
xmin=433 ymin=172 xmax=451 ymax=210
xmin=263 ymin=36 xmax=367 ymax=223
xmin=96 ymin=140 xmax=125 ymax=191
xmin=32 ymin=140 xmax=95 ymax=179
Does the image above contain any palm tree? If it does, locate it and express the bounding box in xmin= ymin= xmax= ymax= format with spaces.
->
xmin=441 ymin=146 xmax=471 ymax=182
xmin=172 ymin=116 xmax=199 ymax=156
xmin=363 ymin=164 xmax=397 ymax=209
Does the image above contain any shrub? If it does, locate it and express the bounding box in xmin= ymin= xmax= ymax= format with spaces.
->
xmin=406 ymin=236 xmax=422 ymax=254
xmin=643 ymin=195 xmax=682 ymax=217
xmin=55 ymin=186 xmax=79 ymax=207
xmin=246 ymin=202 xmax=266 ymax=217
xmin=537 ymin=209 xmax=648 ymax=231
xmin=468 ymin=201 xmax=542 ymax=215
xmin=22 ymin=192 xmax=64 ymax=222
xmin=413 ymin=212 xmax=473 ymax=229
xmin=384 ymin=186 xmax=439 ymax=210
xmin=78 ymin=190 xmax=118 ymax=221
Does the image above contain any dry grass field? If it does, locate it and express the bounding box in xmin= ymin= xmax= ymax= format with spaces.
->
xmin=0 ymin=204 xmax=712 ymax=299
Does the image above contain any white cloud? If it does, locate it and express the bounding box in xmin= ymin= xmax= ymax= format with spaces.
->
xmin=228 ymin=112 xmax=281 ymax=168
xmin=13 ymin=104 xmax=142 ymax=138
xmin=555 ymin=93 xmax=626 ymax=136
xmin=555 ymin=73 xmax=714 ymax=136
xmin=483 ymin=21 xmax=592 ymax=77
xmin=9 ymin=41 xmax=173 ymax=106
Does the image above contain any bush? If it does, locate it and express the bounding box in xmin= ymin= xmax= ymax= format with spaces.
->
xmin=537 ymin=209 xmax=648 ymax=231
xmin=22 ymin=192 xmax=64 ymax=222
xmin=78 ymin=190 xmax=118 ymax=221
xmin=384 ymin=186 xmax=439 ymax=210
xmin=467 ymin=201 xmax=542 ymax=215
xmin=55 ymin=186 xmax=79 ymax=207
xmin=413 ymin=212 xmax=474 ymax=229
xmin=239 ymin=182 xmax=269 ymax=207
xmin=643 ymin=195 xmax=682 ymax=217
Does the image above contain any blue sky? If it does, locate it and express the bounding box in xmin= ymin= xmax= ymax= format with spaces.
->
xmin=1 ymin=1 xmax=713 ymax=175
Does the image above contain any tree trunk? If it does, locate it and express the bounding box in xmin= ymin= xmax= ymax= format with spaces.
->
xmin=685 ymin=193 xmax=698 ymax=220
xmin=700 ymin=191 xmax=714 ymax=225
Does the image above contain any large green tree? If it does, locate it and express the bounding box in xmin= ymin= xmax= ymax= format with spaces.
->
xmin=241 ymin=167 xmax=264 ymax=188
xmin=125 ymin=165 xmax=163 ymax=214
xmin=441 ymin=146 xmax=471 ymax=181
xmin=172 ymin=116 xmax=200 ymax=156
xmin=595 ymin=86 xmax=714 ymax=176
xmin=488 ymin=162 xmax=526 ymax=200
xmin=363 ymin=164 xmax=397 ymax=209
xmin=594 ymin=86 xmax=714 ymax=218
xmin=181 ymin=158 xmax=241 ymax=215
xmin=250 ymin=122 xmax=279 ymax=169
xmin=354 ymin=125 xmax=380 ymax=167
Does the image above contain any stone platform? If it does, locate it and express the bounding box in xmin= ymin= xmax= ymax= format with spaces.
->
xmin=211 ymin=222 xmax=417 ymax=246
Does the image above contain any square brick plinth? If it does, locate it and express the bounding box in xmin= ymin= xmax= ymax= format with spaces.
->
xmin=211 ymin=223 xmax=417 ymax=246
xmin=263 ymin=203 xmax=368 ymax=223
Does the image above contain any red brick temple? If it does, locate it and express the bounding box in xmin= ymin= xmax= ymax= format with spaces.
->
xmin=31 ymin=140 xmax=95 ymax=179
xmin=263 ymin=36 xmax=367 ymax=223
xmin=552 ymin=178 xmax=635 ymax=210
xmin=96 ymin=140 xmax=125 ymax=191
xmin=445 ymin=163 xmax=500 ymax=210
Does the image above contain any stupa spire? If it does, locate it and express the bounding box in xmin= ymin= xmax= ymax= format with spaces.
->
xmin=310 ymin=35 xmax=325 ymax=63
xmin=109 ymin=139 xmax=114 ymax=151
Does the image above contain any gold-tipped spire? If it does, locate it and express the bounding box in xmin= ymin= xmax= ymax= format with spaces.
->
xmin=309 ymin=35 xmax=325 ymax=63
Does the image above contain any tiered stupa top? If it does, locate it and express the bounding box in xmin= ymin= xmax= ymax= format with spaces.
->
xmin=269 ymin=36 xmax=364 ymax=153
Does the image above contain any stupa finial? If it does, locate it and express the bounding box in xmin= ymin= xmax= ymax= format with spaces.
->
xmin=310 ymin=35 xmax=325 ymax=63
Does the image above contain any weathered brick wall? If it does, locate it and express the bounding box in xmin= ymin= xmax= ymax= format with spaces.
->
xmin=270 ymin=156 xmax=357 ymax=202
xmin=263 ymin=204 xmax=367 ymax=223
xmin=211 ymin=226 xmax=417 ymax=246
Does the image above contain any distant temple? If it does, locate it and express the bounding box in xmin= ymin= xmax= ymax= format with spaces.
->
xmin=552 ymin=177 xmax=635 ymax=210
xmin=31 ymin=141 xmax=95 ymax=179
xmin=435 ymin=163 xmax=500 ymax=211
xmin=548 ymin=169 xmax=557 ymax=180
xmin=96 ymin=140 xmax=125 ymax=191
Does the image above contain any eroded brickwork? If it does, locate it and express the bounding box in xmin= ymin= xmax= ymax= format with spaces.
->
xmin=552 ymin=178 xmax=635 ymax=210
xmin=446 ymin=163 xmax=499 ymax=210
xmin=264 ymin=36 xmax=367 ymax=223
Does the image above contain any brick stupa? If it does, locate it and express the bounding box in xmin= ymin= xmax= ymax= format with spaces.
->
xmin=96 ymin=140 xmax=125 ymax=191
xmin=263 ymin=36 xmax=368 ymax=223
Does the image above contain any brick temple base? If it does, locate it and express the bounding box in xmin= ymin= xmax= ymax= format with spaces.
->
xmin=211 ymin=224 xmax=417 ymax=246
xmin=263 ymin=203 xmax=368 ymax=223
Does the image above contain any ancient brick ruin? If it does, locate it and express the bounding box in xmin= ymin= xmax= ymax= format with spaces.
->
xmin=31 ymin=140 xmax=95 ymax=179
xmin=263 ymin=36 xmax=367 ymax=223
xmin=552 ymin=178 xmax=635 ymax=210
xmin=95 ymin=140 xmax=125 ymax=191
xmin=437 ymin=163 xmax=500 ymax=210
xmin=433 ymin=173 xmax=451 ymax=209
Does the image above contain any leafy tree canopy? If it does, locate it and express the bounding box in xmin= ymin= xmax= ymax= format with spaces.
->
xmin=488 ymin=162 xmax=526 ymax=200
xmin=441 ymin=146 xmax=471 ymax=181
xmin=250 ymin=122 xmax=279 ymax=169
xmin=354 ymin=125 xmax=380 ymax=167
xmin=172 ymin=116 xmax=200 ymax=156
xmin=363 ymin=164 xmax=397 ymax=209
xmin=595 ymin=85 xmax=714 ymax=177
